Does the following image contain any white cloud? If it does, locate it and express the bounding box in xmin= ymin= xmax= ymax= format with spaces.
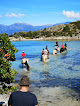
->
xmin=0 ymin=15 xmax=2 ymax=17
xmin=18 ymin=13 xmax=25 ymax=17
xmin=63 ymin=10 xmax=80 ymax=18
xmin=5 ymin=13 xmax=26 ymax=18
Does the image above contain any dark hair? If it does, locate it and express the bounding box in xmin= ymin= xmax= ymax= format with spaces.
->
xmin=56 ymin=42 xmax=58 ymax=44
xmin=65 ymin=43 xmax=67 ymax=46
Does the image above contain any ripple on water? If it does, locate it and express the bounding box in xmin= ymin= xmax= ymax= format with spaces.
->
xmin=11 ymin=41 xmax=80 ymax=92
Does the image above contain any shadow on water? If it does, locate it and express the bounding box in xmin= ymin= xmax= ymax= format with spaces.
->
xmin=19 ymin=64 xmax=26 ymax=68
xmin=15 ymin=54 xmax=41 ymax=60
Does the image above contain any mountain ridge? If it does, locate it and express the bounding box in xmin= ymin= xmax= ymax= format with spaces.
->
xmin=0 ymin=22 xmax=71 ymax=35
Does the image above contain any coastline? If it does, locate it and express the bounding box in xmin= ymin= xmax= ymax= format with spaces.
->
xmin=1 ymin=40 xmax=80 ymax=106
xmin=9 ymin=36 xmax=80 ymax=42
xmin=0 ymin=85 xmax=80 ymax=106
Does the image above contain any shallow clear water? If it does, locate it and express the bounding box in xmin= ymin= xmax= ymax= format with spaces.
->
xmin=11 ymin=40 xmax=80 ymax=93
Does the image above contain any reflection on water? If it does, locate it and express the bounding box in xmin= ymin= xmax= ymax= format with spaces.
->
xmin=11 ymin=40 xmax=80 ymax=105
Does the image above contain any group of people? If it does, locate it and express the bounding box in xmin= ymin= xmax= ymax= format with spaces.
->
xmin=8 ymin=42 xmax=68 ymax=106
xmin=41 ymin=46 xmax=49 ymax=55
xmin=54 ymin=42 xmax=67 ymax=53
xmin=41 ymin=46 xmax=49 ymax=60
xmin=60 ymin=43 xmax=67 ymax=53
xmin=21 ymin=42 xmax=67 ymax=60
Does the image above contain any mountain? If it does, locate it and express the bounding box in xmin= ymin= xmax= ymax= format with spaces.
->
xmin=0 ymin=22 xmax=71 ymax=35
xmin=0 ymin=23 xmax=53 ymax=35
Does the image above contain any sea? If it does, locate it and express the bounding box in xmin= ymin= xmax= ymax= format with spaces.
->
xmin=11 ymin=40 xmax=80 ymax=106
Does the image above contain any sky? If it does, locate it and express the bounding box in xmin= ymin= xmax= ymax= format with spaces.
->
xmin=0 ymin=0 xmax=80 ymax=26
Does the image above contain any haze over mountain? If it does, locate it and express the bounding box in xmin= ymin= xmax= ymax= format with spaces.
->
xmin=0 ymin=22 xmax=70 ymax=35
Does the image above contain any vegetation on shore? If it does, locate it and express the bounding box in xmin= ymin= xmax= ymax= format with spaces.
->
xmin=9 ymin=21 xmax=80 ymax=39
xmin=0 ymin=33 xmax=18 ymax=94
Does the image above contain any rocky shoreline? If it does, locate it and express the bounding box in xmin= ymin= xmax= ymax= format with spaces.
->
xmin=9 ymin=36 xmax=80 ymax=42
xmin=0 ymin=85 xmax=80 ymax=106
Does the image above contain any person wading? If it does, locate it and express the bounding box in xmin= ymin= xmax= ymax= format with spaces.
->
xmin=8 ymin=76 xmax=38 ymax=106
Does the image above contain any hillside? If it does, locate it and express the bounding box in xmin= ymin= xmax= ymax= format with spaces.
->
xmin=44 ymin=21 xmax=80 ymax=37
xmin=8 ymin=21 xmax=80 ymax=40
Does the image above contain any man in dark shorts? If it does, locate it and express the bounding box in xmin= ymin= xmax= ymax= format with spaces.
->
xmin=8 ymin=76 xmax=38 ymax=106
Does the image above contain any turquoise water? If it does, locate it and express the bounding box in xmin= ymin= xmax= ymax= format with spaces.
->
xmin=11 ymin=40 xmax=80 ymax=92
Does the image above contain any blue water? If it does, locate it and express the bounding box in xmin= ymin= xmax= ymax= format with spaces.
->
xmin=11 ymin=40 xmax=80 ymax=93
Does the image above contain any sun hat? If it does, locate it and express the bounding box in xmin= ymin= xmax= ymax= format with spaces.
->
xmin=19 ymin=76 xmax=30 ymax=86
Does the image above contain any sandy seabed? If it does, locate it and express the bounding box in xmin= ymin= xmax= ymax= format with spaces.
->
xmin=0 ymin=86 xmax=80 ymax=106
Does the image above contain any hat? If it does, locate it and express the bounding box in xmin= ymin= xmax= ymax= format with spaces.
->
xmin=19 ymin=76 xmax=30 ymax=86
xmin=23 ymin=51 xmax=24 ymax=53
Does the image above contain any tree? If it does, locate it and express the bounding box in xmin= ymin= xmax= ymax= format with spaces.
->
xmin=0 ymin=33 xmax=18 ymax=93
xmin=26 ymin=31 xmax=33 ymax=38
xmin=14 ymin=32 xmax=17 ymax=35
xmin=63 ymin=25 xmax=70 ymax=32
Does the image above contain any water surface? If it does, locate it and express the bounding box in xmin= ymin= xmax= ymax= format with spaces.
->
xmin=11 ymin=40 xmax=80 ymax=93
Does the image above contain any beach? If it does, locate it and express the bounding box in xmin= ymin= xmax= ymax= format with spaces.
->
xmin=0 ymin=85 xmax=80 ymax=106
xmin=9 ymin=35 xmax=80 ymax=42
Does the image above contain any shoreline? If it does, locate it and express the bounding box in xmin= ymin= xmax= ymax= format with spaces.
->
xmin=0 ymin=85 xmax=80 ymax=106
xmin=9 ymin=36 xmax=80 ymax=41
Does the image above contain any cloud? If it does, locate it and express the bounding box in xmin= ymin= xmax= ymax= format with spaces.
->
xmin=0 ymin=15 xmax=2 ymax=17
xmin=63 ymin=10 xmax=80 ymax=18
xmin=5 ymin=13 xmax=26 ymax=18
xmin=18 ymin=13 xmax=25 ymax=17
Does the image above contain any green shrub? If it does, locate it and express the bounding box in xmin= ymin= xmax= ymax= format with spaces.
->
xmin=0 ymin=33 xmax=18 ymax=93
xmin=63 ymin=25 xmax=70 ymax=32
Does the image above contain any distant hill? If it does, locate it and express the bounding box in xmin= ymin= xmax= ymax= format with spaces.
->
xmin=0 ymin=22 xmax=70 ymax=35
xmin=42 ymin=21 xmax=80 ymax=37
xmin=8 ymin=21 xmax=80 ymax=40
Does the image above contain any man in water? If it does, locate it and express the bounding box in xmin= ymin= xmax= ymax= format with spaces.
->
xmin=45 ymin=46 xmax=49 ymax=58
xmin=64 ymin=43 xmax=67 ymax=50
xmin=55 ymin=42 xmax=59 ymax=51
xmin=21 ymin=51 xmax=26 ymax=57
xmin=45 ymin=46 xmax=49 ymax=55
xmin=44 ymin=48 xmax=48 ymax=55
xmin=8 ymin=76 xmax=38 ymax=106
